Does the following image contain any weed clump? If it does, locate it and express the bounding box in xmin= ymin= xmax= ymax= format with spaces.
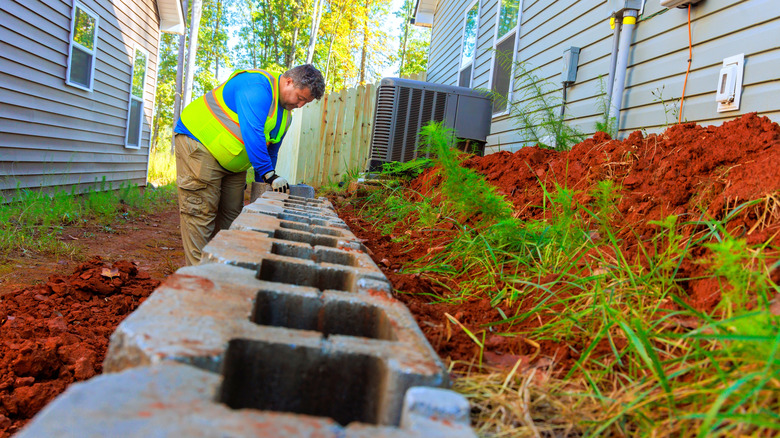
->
xmin=0 ymin=180 xmax=176 ymax=257
xmin=420 ymin=122 xmax=512 ymax=224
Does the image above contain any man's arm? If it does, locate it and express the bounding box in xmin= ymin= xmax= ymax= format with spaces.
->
xmin=230 ymin=75 xmax=275 ymax=178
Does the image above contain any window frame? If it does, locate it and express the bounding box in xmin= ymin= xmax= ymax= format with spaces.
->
xmin=65 ymin=1 xmax=99 ymax=92
xmin=124 ymin=45 xmax=149 ymax=149
xmin=457 ymin=0 xmax=481 ymax=88
xmin=488 ymin=0 xmax=523 ymax=117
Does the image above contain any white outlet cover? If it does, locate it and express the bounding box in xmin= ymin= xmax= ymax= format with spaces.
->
xmin=717 ymin=54 xmax=744 ymax=113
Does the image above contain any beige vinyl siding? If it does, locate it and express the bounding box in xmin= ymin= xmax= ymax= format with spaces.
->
xmin=425 ymin=0 xmax=780 ymax=155
xmin=0 ymin=0 xmax=161 ymax=196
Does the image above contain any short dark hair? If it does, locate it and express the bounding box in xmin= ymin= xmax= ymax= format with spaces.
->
xmin=282 ymin=64 xmax=325 ymax=100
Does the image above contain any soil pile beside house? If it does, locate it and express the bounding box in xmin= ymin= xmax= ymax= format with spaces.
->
xmin=336 ymin=112 xmax=780 ymax=369
xmin=0 ymin=258 xmax=158 ymax=436
xmin=411 ymin=112 xmax=780 ymax=310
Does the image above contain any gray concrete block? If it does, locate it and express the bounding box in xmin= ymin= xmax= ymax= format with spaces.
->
xmin=202 ymin=229 xmax=384 ymax=279
xmin=401 ymin=387 xmax=473 ymax=437
xmin=104 ymin=263 xmax=447 ymax=426
xmin=229 ymin=212 xmax=365 ymax=253
xmin=289 ymin=183 xmax=316 ymax=198
xmin=18 ymin=363 xmax=473 ymax=438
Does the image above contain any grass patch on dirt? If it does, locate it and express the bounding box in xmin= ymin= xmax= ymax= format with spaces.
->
xmin=0 ymin=180 xmax=177 ymax=259
xmin=333 ymin=116 xmax=780 ymax=437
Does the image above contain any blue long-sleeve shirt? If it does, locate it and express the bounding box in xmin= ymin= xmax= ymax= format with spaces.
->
xmin=174 ymin=72 xmax=287 ymax=178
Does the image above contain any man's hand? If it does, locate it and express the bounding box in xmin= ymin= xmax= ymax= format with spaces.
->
xmin=262 ymin=171 xmax=290 ymax=193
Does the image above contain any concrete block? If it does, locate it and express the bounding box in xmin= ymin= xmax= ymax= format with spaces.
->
xmin=104 ymin=263 xmax=447 ymax=425
xmin=202 ymin=229 xmax=384 ymax=278
xmin=401 ymin=387 xmax=473 ymax=437
xmin=229 ymin=212 xmax=365 ymax=253
xmin=289 ymin=184 xmax=316 ymax=198
xmin=18 ymin=363 xmax=473 ymax=438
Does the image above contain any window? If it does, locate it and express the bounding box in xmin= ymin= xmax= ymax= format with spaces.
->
xmin=66 ymin=3 xmax=99 ymax=91
xmin=125 ymin=47 xmax=148 ymax=148
xmin=458 ymin=0 xmax=480 ymax=88
xmin=490 ymin=0 xmax=521 ymax=115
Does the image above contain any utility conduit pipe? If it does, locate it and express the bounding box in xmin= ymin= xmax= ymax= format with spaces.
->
xmin=608 ymin=9 xmax=638 ymax=134
xmin=605 ymin=14 xmax=622 ymax=106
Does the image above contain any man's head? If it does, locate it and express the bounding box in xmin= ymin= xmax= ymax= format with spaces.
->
xmin=279 ymin=64 xmax=326 ymax=111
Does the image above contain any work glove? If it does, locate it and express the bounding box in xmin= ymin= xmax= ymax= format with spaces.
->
xmin=262 ymin=170 xmax=290 ymax=193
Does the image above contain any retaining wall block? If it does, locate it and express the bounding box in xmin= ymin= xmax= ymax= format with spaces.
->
xmin=33 ymin=191 xmax=475 ymax=435
xmin=104 ymin=263 xmax=447 ymax=425
xmin=18 ymin=363 xmax=475 ymax=437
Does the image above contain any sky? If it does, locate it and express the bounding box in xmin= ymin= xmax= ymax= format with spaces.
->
xmin=380 ymin=0 xmax=406 ymax=78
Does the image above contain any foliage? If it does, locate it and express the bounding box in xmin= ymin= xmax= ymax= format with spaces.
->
xmin=594 ymin=75 xmax=616 ymax=137
xmin=345 ymin=161 xmax=780 ymax=436
xmin=0 ymin=182 xmax=177 ymax=257
xmin=419 ymin=123 xmax=512 ymax=224
xmin=489 ymin=53 xmax=585 ymax=151
xmin=510 ymin=62 xmax=586 ymax=151
xmin=396 ymin=0 xmax=430 ymax=78
xmin=651 ymin=84 xmax=681 ymax=126
xmin=148 ymin=146 xmax=178 ymax=186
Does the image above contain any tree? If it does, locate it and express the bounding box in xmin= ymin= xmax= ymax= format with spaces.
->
xmin=396 ymin=0 xmax=429 ymax=77
xmin=152 ymin=33 xmax=179 ymax=152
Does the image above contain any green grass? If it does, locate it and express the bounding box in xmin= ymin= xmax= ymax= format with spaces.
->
xmin=0 ymin=179 xmax=177 ymax=258
xmin=147 ymin=146 xmax=177 ymax=186
xmin=345 ymin=125 xmax=780 ymax=436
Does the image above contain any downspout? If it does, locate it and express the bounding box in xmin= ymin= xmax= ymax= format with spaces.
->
xmin=608 ymin=8 xmax=638 ymax=135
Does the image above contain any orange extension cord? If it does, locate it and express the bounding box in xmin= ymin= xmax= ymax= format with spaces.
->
xmin=679 ymin=4 xmax=692 ymax=123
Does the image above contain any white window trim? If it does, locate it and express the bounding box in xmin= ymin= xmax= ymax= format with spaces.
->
xmin=457 ymin=0 xmax=481 ymax=88
xmin=488 ymin=0 xmax=524 ymax=117
xmin=65 ymin=1 xmax=99 ymax=92
xmin=124 ymin=45 xmax=149 ymax=149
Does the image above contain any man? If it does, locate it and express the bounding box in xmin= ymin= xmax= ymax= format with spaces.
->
xmin=173 ymin=64 xmax=326 ymax=266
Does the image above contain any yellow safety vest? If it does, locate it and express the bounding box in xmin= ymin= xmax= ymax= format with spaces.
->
xmin=179 ymin=69 xmax=290 ymax=172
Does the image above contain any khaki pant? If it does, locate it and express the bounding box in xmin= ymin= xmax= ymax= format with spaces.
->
xmin=174 ymin=134 xmax=246 ymax=266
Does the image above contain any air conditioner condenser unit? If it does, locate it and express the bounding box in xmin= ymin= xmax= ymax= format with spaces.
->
xmin=368 ymin=78 xmax=493 ymax=171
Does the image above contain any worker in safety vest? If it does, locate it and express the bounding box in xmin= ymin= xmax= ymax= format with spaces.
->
xmin=173 ymin=64 xmax=325 ymax=266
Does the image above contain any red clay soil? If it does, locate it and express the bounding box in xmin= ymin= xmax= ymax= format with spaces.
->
xmin=335 ymin=112 xmax=780 ymax=372
xmin=0 ymin=258 xmax=159 ymax=436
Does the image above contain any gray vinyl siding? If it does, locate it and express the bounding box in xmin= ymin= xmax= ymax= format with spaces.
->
xmin=425 ymin=0 xmax=780 ymax=155
xmin=0 ymin=0 xmax=161 ymax=196
xmin=427 ymin=0 xmax=473 ymax=86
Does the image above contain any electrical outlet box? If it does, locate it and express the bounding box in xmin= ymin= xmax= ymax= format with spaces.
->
xmin=561 ymin=47 xmax=581 ymax=85
xmin=716 ymin=54 xmax=744 ymax=113
xmin=608 ymin=0 xmax=645 ymax=16
xmin=660 ymin=0 xmax=702 ymax=9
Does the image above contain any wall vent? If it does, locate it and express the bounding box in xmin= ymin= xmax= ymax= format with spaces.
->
xmin=368 ymin=78 xmax=492 ymax=171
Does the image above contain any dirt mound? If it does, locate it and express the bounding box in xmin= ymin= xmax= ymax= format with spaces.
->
xmin=462 ymin=113 xmax=780 ymax=241
xmin=0 ymin=258 xmax=159 ymax=436
xmin=408 ymin=113 xmax=780 ymax=311
xmin=336 ymin=113 xmax=780 ymax=371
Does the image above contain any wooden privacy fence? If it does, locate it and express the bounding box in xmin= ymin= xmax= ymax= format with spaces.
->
xmin=275 ymin=83 xmax=377 ymax=187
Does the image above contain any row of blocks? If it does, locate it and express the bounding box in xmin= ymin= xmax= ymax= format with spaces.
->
xmin=20 ymin=192 xmax=475 ymax=437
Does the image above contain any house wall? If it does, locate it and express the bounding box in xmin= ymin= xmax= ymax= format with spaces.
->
xmin=0 ymin=0 xmax=161 ymax=196
xmin=425 ymin=0 xmax=780 ymax=154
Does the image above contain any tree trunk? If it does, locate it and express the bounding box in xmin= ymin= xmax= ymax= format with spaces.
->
xmin=305 ymin=0 xmax=322 ymax=64
xmin=183 ymin=0 xmax=203 ymax=106
xmin=246 ymin=0 xmax=258 ymax=68
xmin=213 ymin=0 xmax=222 ymax=77
xmin=398 ymin=0 xmax=411 ymax=75
xmin=359 ymin=0 xmax=369 ymax=83
xmin=151 ymin=114 xmax=161 ymax=151
xmin=170 ymin=0 xmax=189 ymax=155
xmin=323 ymin=3 xmax=347 ymax=85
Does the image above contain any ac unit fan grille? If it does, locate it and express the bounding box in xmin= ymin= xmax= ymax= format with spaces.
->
xmin=370 ymin=85 xmax=396 ymax=161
